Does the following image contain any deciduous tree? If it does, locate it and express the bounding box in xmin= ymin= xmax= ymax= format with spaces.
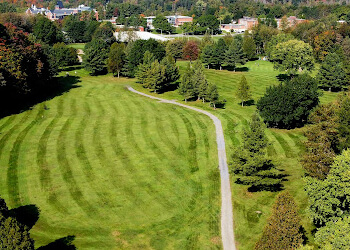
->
xmin=183 ymin=40 xmax=199 ymax=63
xmin=33 ymin=15 xmax=62 ymax=45
xmin=153 ymin=15 xmax=174 ymax=34
xmin=255 ymin=191 xmax=302 ymax=250
xmin=236 ymin=75 xmax=252 ymax=107
xmin=257 ymin=74 xmax=319 ymax=129
xmin=305 ymin=149 xmax=350 ymax=226
xmin=166 ymin=39 xmax=185 ymax=62
xmin=270 ymin=40 xmax=315 ymax=76
xmin=243 ymin=31 xmax=256 ymax=60
xmin=108 ymin=42 xmax=125 ymax=78
xmin=301 ymin=103 xmax=339 ymax=180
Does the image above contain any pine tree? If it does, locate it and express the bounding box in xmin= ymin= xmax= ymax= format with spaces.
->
xmin=201 ymin=44 xmax=215 ymax=69
xmin=161 ymin=55 xmax=180 ymax=84
xmin=144 ymin=60 xmax=166 ymax=93
xmin=178 ymin=64 xmax=195 ymax=102
xmin=231 ymin=113 xmax=283 ymax=189
xmin=225 ymin=44 xmax=236 ymax=70
xmin=255 ymin=191 xmax=302 ymax=250
xmin=232 ymin=36 xmax=246 ymax=65
xmin=83 ymin=38 xmax=110 ymax=75
xmin=317 ymin=52 xmax=348 ymax=91
xmin=215 ymin=38 xmax=227 ymax=70
xmin=236 ymin=75 xmax=252 ymax=107
xmin=135 ymin=51 xmax=155 ymax=86
xmin=192 ymin=60 xmax=207 ymax=99
xmin=207 ymin=83 xmax=219 ymax=109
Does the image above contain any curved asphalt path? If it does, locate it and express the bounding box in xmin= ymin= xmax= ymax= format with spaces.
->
xmin=127 ymin=86 xmax=236 ymax=250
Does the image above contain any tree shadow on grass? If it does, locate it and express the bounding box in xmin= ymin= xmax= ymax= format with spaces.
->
xmin=157 ymin=82 xmax=179 ymax=94
xmin=248 ymin=183 xmax=284 ymax=192
xmin=58 ymin=65 xmax=83 ymax=73
xmin=276 ymin=74 xmax=292 ymax=82
xmin=237 ymin=99 xmax=255 ymax=107
xmin=37 ymin=236 xmax=76 ymax=250
xmin=0 ymin=75 xmax=81 ymax=119
xmin=235 ymin=66 xmax=249 ymax=72
xmin=8 ymin=204 xmax=40 ymax=229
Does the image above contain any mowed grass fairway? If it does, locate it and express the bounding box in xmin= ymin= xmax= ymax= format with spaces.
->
xmin=0 ymin=69 xmax=221 ymax=249
xmin=133 ymin=60 xmax=338 ymax=250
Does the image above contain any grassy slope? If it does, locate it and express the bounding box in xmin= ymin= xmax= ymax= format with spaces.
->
xmin=0 ymin=68 xmax=221 ymax=249
xmin=132 ymin=60 xmax=338 ymax=250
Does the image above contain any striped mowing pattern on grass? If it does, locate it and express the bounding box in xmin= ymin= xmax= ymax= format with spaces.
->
xmin=132 ymin=60 xmax=338 ymax=250
xmin=0 ymin=71 xmax=221 ymax=249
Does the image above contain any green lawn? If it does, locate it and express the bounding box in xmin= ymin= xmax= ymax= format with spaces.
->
xmin=68 ymin=43 xmax=86 ymax=50
xmin=0 ymin=59 xmax=339 ymax=249
xmin=132 ymin=60 xmax=339 ymax=250
xmin=0 ymin=68 xmax=221 ymax=249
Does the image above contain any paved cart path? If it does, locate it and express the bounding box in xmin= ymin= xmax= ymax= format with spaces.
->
xmin=127 ymin=86 xmax=236 ymax=250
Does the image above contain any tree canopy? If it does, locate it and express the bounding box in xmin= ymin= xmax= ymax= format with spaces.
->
xmin=317 ymin=52 xmax=348 ymax=92
xmin=83 ymin=39 xmax=110 ymax=75
xmin=257 ymin=74 xmax=319 ymax=129
xmin=255 ymin=191 xmax=302 ymax=250
xmin=152 ymin=15 xmax=174 ymax=34
xmin=270 ymin=39 xmax=315 ymax=75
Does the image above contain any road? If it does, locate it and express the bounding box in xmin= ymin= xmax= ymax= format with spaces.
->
xmin=127 ymin=86 xmax=236 ymax=250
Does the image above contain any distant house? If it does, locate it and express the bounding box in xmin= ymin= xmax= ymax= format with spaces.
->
xmin=26 ymin=1 xmax=98 ymax=21
xmin=220 ymin=16 xmax=305 ymax=33
xmin=146 ymin=15 xmax=193 ymax=29
xmin=276 ymin=16 xmax=305 ymax=29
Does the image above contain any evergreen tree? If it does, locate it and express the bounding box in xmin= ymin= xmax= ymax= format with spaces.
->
xmin=201 ymin=44 xmax=215 ymax=69
xmin=225 ymin=44 xmax=236 ymax=70
xmin=236 ymin=75 xmax=252 ymax=107
xmin=255 ymin=191 xmax=302 ymax=250
xmin=135 ymin=51 xmax=155 ymax=86
xmin=232 ymin=35 xmax=246 ymax=65
xmin=178 ymin=64 xmax=195 ymax=102
xmin=160 ymin=55 xmax=180 ymax=84
xmin=207 ymin=83 xmax=219 ymax=109
xmin=215 ymin=38 xmax=227 ymax=70
xmin=192 ymin=60 xmax=207 ymax=99
xmin=317 ymin=53 xmax=348 ymax=91
xmin=83 ymin=39 xmax=110 ymax=75
xmin=231 ymin=113 xmax=283 ymax=189
xmin=144 ymin=60 xmax=166 ymax=93
xmin=108 ymin=43 xmax=126 ymax=78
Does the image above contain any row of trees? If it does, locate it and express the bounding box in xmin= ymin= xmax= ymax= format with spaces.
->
xmin=178 ymin=61 xmax=219 ymax=107
xmin=135 ymin=52 xmax=179 ymax=93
